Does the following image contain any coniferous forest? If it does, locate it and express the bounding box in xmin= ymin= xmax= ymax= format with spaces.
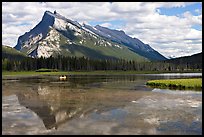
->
xmin=2 ymin=54 xmax=202 ymax=72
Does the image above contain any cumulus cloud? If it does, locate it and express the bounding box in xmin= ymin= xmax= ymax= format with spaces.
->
xmin=2 ymin=2 xmax=202 ymax=58
xmin=120 ymin=3 xmax=202 ymax=57
xmin=183 ymin=11 xmax=202 ymax=25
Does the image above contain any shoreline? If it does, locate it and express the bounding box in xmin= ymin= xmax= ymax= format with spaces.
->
xmin=2 ymin=70 xmax=202 ymax=80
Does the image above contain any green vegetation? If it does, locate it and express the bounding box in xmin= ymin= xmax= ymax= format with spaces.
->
xmin=146 ymin=78 xmax=202 ymax=91
xmin=2 ymin=70 xmax=202 ymax=77
xmin=35 ymin=68 xmax=58 ymax=72
xmin=2 ymin=71 xmax=68 ymax=76
xmin=2 ymin=55 xmax=202 ymax=72
xmin=163 ymin=52 xmax=202 ymax=70
xmin=2 ymin=44 xmax=202 ymax=73
xmin=1 ymin=70 xmax=163 ymax=76
xmin=50 ymin=27 xmax=149 ymax=61
xmin=2 ymin=45 xmax=27 ymax=60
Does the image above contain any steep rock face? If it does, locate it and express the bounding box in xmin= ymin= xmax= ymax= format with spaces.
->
xmin=14 ymin=10 xmax=165 ymax=61
xmin=14 ymin=11 xmax=83 ymax=57
xmin=15 ymin=11 xmax=55 ymax=51
xmin=37 ymin=27 xmax=61 ymax=58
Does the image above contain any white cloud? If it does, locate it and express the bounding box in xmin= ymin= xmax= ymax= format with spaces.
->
xmin=2 ymin=2 xmax=202 ymax=58
xmin=120 ymin=3 xmax=202 ymax=58
xmin=99 ymin=23 xmax=112 ymax=28
xmin=183 ymin=11 xmax=202 ymax=25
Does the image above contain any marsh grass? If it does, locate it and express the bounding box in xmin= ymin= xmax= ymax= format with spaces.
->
xmin=146 ymin=78 xmax=202 ymax=91
xmin=35 ymin=68 xmax=58 ymax=72
xmin=2 ymin=70 xmax=201 ymax=76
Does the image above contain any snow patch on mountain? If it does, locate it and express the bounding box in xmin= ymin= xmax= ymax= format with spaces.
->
xmin=82 ymin=26 xmax=98 ymax=36
xmin=84 ymin=24 xmax=166 ymax=60
xmin=53 ymin=18 xmax=67 ymax=31
xmin=115 ymin=44 xmax=122 ymax=49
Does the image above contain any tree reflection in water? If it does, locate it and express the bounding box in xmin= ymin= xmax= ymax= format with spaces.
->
xmin=13 ymin=76 xmax=151 ymax=130
xmin=3 ymin=74 xmax=201 ymax=135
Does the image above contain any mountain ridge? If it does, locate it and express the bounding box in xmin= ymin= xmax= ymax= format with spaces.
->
xmin=84 ymin=24 xmax=166 ymax=61
xmin=14 ymin=10 xmax=166 ymax=61
xmin=165 ymin=52 xmax=202 ymax=65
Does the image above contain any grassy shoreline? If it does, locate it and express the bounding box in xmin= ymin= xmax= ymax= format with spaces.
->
xmin=2 ymin=70 xmax=202 ymax=76
xmin=146 ymin=78 xmax=202 ymax=91
xmin=3 ymin=71 xmax=202 ymax=91
xmin=2 ymin=70 xmax=202 ymax=81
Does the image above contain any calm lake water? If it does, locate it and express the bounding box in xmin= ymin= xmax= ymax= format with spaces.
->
xmin=2 ymin=73 xmax=202 ymax=135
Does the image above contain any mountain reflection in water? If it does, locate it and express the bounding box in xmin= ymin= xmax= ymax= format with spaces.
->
xmin=12 ymin=76 xmax=152 ymax=130
xmin=2 ymin=74 xmax=202 ymax=135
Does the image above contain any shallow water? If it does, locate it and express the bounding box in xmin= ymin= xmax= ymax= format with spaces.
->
xmin=2 ymin=73 xmax=202 ymax=135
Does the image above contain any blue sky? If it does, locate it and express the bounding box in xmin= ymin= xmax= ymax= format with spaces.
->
xmin=2 ymin=2 xmax=202 ymax=58
xmin=89 ymin=20 xmax=126 ymax=29
xmin=89 ymin=3 xmax=202 ymax=31
xmin=157 ymin=2 xmax=202 ymax=31
xmin=90 ymin=2 xmax=202 ymax=37
xmin=158 ymin=3 xmax=201 ymax=16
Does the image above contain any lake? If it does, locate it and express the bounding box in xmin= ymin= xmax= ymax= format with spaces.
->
xmin=2 ymin=73 xmax=202 ymax=135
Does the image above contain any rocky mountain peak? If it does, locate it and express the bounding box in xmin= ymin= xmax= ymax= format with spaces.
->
xmin=14 ymin=10 xmax=166 ymax=61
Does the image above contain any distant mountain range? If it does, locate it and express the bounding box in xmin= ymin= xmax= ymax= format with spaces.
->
xmin=13 ymin=10 xmax=166 ymax=61
xmin=164 ymin=52 xmax=202 ymax=67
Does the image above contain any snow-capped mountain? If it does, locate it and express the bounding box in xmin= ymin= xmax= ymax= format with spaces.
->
xmin=14 ymin=11 xmax=166 ymax=61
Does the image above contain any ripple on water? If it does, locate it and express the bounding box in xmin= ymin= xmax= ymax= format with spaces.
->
xmin=152 ymin=88 xmax=202 ymax=95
